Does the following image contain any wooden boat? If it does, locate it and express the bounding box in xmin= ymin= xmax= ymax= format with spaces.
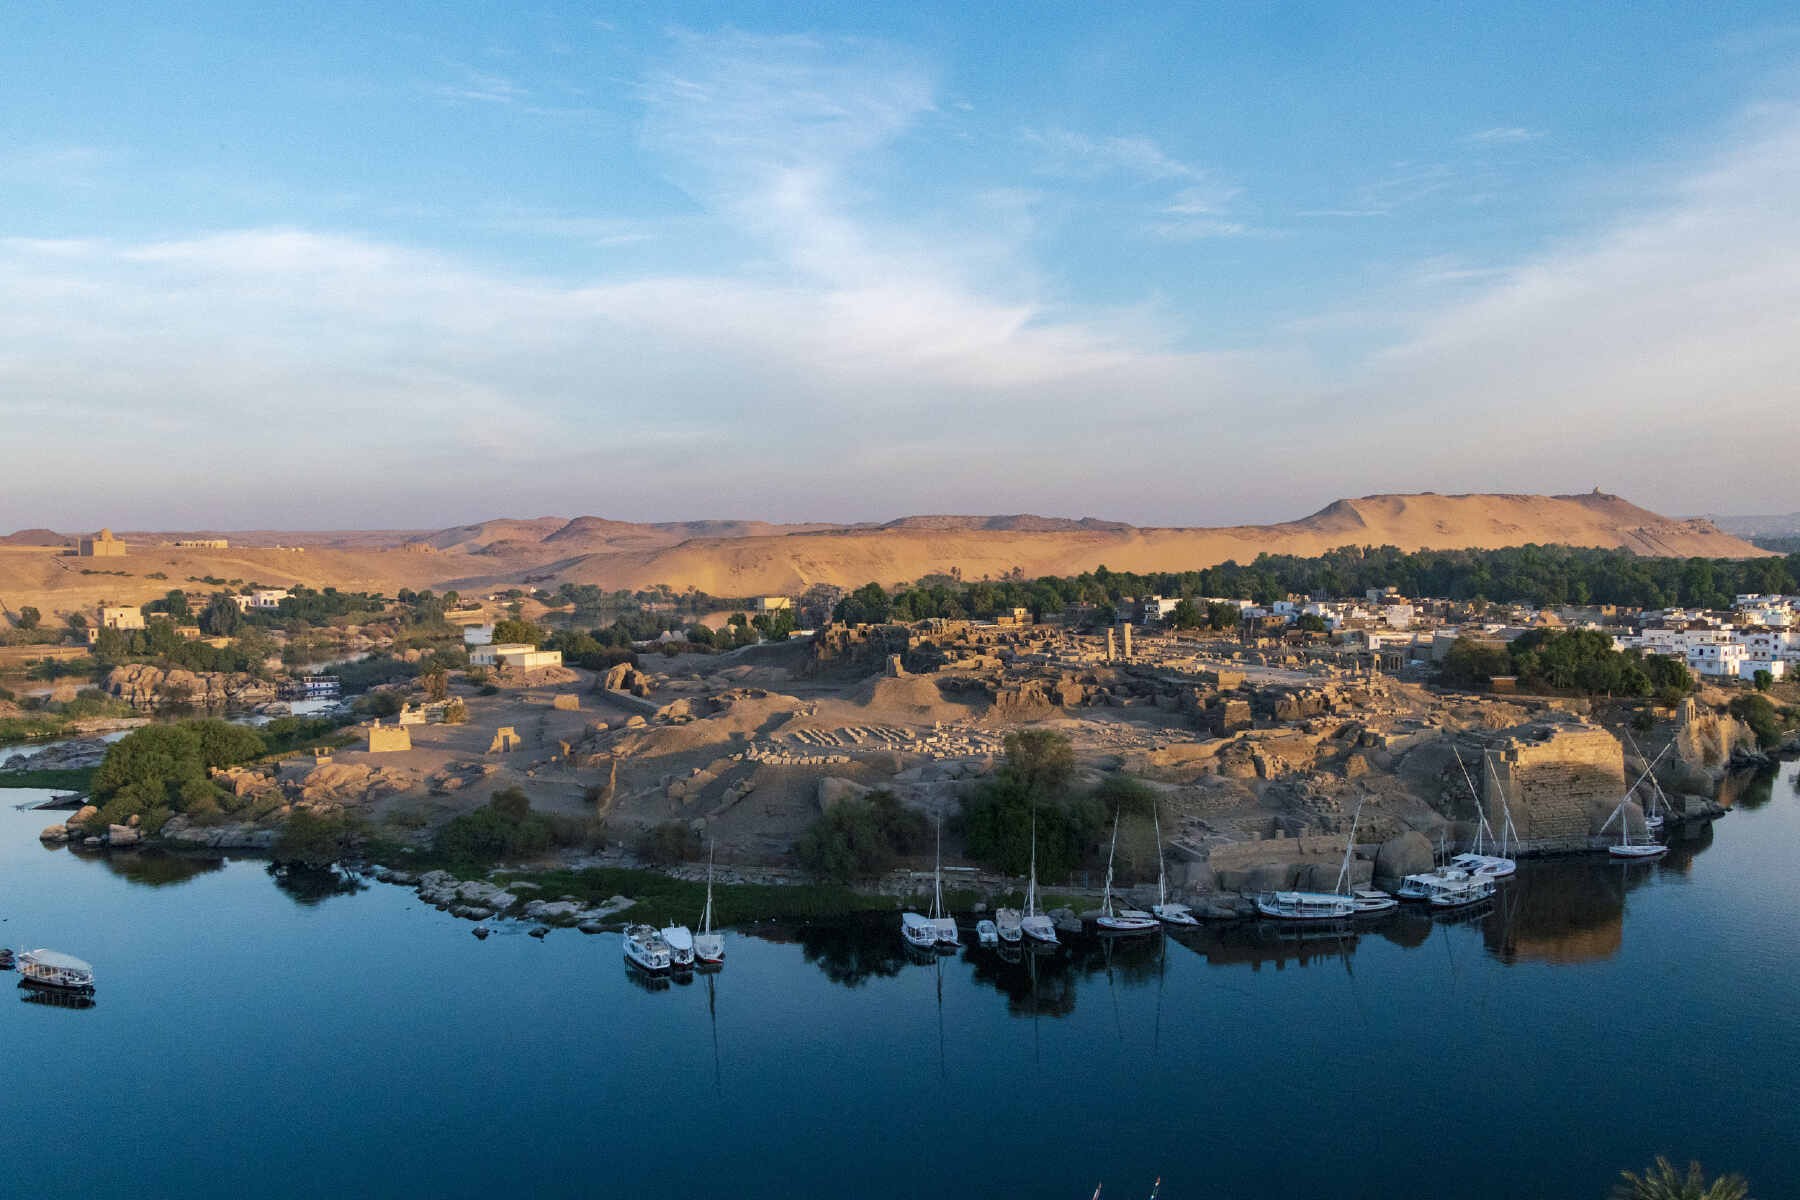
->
xmin=976 ymin=919 xmax=999 ymax=947
xmin=694 ymin=845 xmax=725 ymax=965
xmin=1448 ymin=753 xmax=1518 ymax=879
xmin=1258 ymin=801 xmax=1396 ymax=919
xmin=17 ymin=949 xmax=94 ymax=993
xmin=622 ymin=924 xmax=672 ymax=972
xmin=1095 ymin=811 xmax=1159 ymax=934
xmin=900 ymin=911 xmax=938 ymax=950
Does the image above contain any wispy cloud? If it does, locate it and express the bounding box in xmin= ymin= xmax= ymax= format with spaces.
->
xmin=427 ymin=66 xmax=528 ymax=105
xmin=1466 ymin=126 xmax=1543 ymax=144
xmin=1023 ymin=128 xmax=1207 ymax=183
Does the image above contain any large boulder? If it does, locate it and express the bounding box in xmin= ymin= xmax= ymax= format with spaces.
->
xmin=1374 ymin=831 xmax=1433 ymax=882
xmin=108 ymin=823 xmax=142 ymax=847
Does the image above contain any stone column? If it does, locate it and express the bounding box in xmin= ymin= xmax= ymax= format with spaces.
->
xmin=1122 ymin=622 xmax=1133 ymax=661
xmin=1106 ymin=627 xmax=1116 ymax=662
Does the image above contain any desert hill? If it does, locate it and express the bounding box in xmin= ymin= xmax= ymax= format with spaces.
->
xmin=0 ymin=492 xmax=1766 ymax=616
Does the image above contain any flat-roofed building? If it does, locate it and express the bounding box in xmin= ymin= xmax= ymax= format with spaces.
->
xmin=76 ymin=528 xmax=127 ymax=557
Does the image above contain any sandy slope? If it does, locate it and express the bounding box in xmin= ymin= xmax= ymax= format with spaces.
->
xmin=0 ymin=492 xmax=1766 ymax=617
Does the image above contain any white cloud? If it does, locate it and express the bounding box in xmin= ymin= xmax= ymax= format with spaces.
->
xmin=1466 ymin=126 xmax=1543 ymax=144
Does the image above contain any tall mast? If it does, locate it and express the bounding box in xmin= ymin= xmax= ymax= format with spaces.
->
xmin=1026 ymin=807 xmax=1039 ymax=918
xmin=1334 ymin=802 xmax=1362 ymax=895
xmin=1103 ymin=810 xmax=1120 ymax=918
xmin=701 ymin=842 xmax=715 ymax=935
xmin=1154 ymin=802 xmax=1167 ymax=908
xmin=933 ymin=814 xmax=944 ymax=920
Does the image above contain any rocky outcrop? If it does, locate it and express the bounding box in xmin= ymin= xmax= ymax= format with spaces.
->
xmin=158 ymin=816 xmax=279 ymax=850
xmin=105 ymin=664 xmax=277 ymax=710
xmin=1374 ymin=832 xmax=1433 ymax=882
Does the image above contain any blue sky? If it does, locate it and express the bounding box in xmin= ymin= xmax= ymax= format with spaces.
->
xmin=3 ymin=3 xmax=1799 ymax=529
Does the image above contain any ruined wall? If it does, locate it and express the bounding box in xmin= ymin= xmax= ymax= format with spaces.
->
xmin=1485 ymin=725 xmax=1624 ymax=850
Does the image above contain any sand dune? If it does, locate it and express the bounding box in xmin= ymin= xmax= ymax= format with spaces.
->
xmin=0 ymin=492 xmax=1766 ymax=616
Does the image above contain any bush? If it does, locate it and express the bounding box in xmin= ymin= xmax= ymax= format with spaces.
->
xmin=1728 ymin=694 xmax=1783 ymax=750
xmin=636 ymin=820 xmax=701 ymax=866
xmin=428 ymin=787 xmax=588 ymax=865
xmin=275 ymin=809 xmax=356 ymax=868
xmin=84 ymin=719 xmax=267 ymax=830
xmin=794 ymin=790 xmax=929 ymax=882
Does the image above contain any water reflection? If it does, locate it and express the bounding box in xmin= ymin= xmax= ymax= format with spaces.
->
xmin=53 ymin=844 xmax=226 ymax=888
xmin=792 ymin=918 xmax=910 ymax=988
xmin=1720 ymin=766 xmax=1778 ymax=811
xmin=18 ymin=983 xmax=97 ymax=1011
xmin=266 ymin=863 xmax=367 ymax=906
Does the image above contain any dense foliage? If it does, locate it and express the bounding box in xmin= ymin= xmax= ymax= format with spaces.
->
xmin=1727 ymin=694 xmax=1788 ymax=750
xmin=827 ymin=545 xmax=1800 ymax=623
xmin=86 ymin=719 xmax=269 ymax=831
xmin=960 ymin=731 xmax=1103 ymax=882
xmin=430 ymin=787 xmax=593 ymax=866
xmin=1440 ymin=629 xmax=1692 ymax=701
xmin=794 ymin=789 xmax=930 ymax=882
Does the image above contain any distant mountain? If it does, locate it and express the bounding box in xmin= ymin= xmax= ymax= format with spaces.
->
xmin=0 ymin=528 xmax=68 ymax=547
xmin=877 ymin=514 xmax=1133 ymax=533
xmin=1705 ymin=512 xmax=1800 ymax=538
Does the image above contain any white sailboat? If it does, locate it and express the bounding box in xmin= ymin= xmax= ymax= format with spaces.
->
xmin=929 ymin=816 xmax=959 ymax=948
xmin=1448 ymin=752 xmax=1517 ymax=880
xmin=993 ymin=905 xmax=1023 ymax=944
xmin=1606 ymin=744 xmax=1672 ymax=860
xmin=1148 ymin=803 xmax=1199 ymax=927
xmin=975 ymin=919 xmax=999 ymax=946
xmin=1020 ymin=808 xmax=1059 ymax=945
xmin=1095 ymin=810 xmax=1159 ymax=934
xmin=694 ymin=844 xmax=725 ymax=965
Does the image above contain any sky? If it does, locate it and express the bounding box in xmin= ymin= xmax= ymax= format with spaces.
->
xmin=3 ymin=2 xmax=1799 ymax=531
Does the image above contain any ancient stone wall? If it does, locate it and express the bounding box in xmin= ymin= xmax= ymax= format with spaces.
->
xmin=1485 ymin=725 xmax=1624 ymax=850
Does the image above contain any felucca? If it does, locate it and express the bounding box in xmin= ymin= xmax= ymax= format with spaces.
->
xmin=929 ymin=816 xmax=959 ymax=948
xmin=1095 ymin=810 xmax=1158 ymax=934
xmin=1148 ymin=803 xmax=1199 ymax=927
xmin=694 ymin=843 xmax=725 ymax=965
xmin=1255 ymin=801 xmax=1396 ymax=919
xmin=1020 ymin=809 xmax=1058 ymax=945
xmin=1448 ymin=752 xmax=1517 ymax=880
xmin=1606 ymin=743 xmax=1672 ymax=860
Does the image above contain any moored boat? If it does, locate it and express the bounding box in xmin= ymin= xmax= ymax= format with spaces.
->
xmin=1021 ymin=809 xmax=1059 ymax=945
xmin=993 ymin=907 xmax=1023 ymax=943
xmin=0 ymin=947 xmax=15 ymax=970
xmin=901 ymin=911 xmax=938 ymax=951
xmin=1095 ymin=810 xmax=1158 ymax=934
xmin=1424 ymin=875 xmax=1496 ymax=908
xmin=976 ymin=919 xmax=999 ymax=946
xmin=694 ymin=845 xmax=725 ymax=965
xmin=1256 ymin=890 xmax=1356 ymax=920
xmin=622 ymin=924 xmax=673 ymax=972
xmin=17 ymin=949 xmax=95 ymax=993
xmin=662 ymin=923 xmax=697 ymax=969
xmin=1604 ymin=746 xmax=1672 ymax=861
xmin=928 ymin=815 xmax=959 ymax=948
xmin=1150 ymin=803 xmax=1199 ymax=927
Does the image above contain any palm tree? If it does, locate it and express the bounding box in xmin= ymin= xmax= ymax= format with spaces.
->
xmin=1613 ymin=1157 xmax=1751 ymax=1200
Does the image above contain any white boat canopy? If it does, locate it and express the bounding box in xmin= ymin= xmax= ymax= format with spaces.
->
xmin=25 ymin=949 xmax=93 ymax=972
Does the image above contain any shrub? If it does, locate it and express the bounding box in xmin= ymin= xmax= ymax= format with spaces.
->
xmin=276 ymin=809 xmax=356 ymax=868
xmin=432 ymin=788 xmax=560 ymax=864
xmin=636 ymin=819 xmax=702 ymax=866
xmin=1728 ymin=694 xmax=1783 ymax=750
xmin=794 ymin=790 xmax=928 ymax=882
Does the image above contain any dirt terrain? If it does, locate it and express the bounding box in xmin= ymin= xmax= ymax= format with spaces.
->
xmin=1 ymin=491 xmax=1765 ymax=617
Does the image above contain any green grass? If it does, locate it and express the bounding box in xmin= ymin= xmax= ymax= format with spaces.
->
xmin=0 ymin=716 xmax=80 ymax=747
xmin=0 ymin=767 xmax=95 ymax=792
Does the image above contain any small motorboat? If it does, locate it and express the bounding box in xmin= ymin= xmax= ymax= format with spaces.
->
xmin=993 ymin=907 xmax=1023 ymax=944
xmin=662 ymin=924 xmax=697 ymax=969
xmin=1396 ymin=866 xmax=1479 ymax=901
xmin=976 ymin=919 xmax=999 ymax=946
xmin=901 ymin=911 xmax=938 ymax=951
xmin=17 ymin=949 xmax=95 ymax=993
xmin=622 ymin=924 xmax=673 ymax=972
xmin=0 ymin=947 xmax=15 ymax=970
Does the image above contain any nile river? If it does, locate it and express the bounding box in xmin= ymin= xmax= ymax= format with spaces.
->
xmin=2 ymin=763 xmax=1795 ymax=1198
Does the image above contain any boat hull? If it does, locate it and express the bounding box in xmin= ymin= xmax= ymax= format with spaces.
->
xmin=1609 ymin=844 xmax=1668 ymax=860
xmin=1020 ymin=916 xmax=1059 ymax=945
xmin=1255 ymin=891 xmax=1356 ymax=921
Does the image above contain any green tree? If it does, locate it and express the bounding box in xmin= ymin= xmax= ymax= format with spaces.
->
xmin=1728 ymin=694 xmax=1783 ymax=749
xmin=1168 ymin=599 xmax=1202 ymax=629
xmin=199 ymin=592 xmax=243 ymax=637
xmin=65 ymin=611 xmax=89 ymax=634
xmin=492 ymin=618 xmax=545 ymax=647
xmin=834 ymin=582 xmax=893 ymax=625
xmin=422 ymin=667 xmax=449 ymax=702
xmin=1612 ymin=1157 xmax=1749 ymax=1200
xmin=1295 ymin=612 xmax=1328 ymax=633
xmin=15 ymin=605 xmax=41 ymax=631
xmin=1752 ymin=669 xmax=1773 ymax=693
xmin=794 ymin=790 xmax=928 ymax=882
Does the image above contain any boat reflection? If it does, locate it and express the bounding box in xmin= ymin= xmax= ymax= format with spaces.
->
xmin=18 ymin=981 xmax=97 ymax=1010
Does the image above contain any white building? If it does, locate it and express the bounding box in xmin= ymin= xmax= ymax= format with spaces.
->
xmin=98 ymin=604 xmax=145 ymax=631
xmin=470 ymin=643 xmax=562 ymax=671
xmin=1687 ymin=643 xmax=1749 ymax=678
xmin=1141 ymin=595 xmax=1180 ymax=623
xmin=463 ymin=624 xmax=495 ymax=647
xmin=469 ymin=642 xmax=533 ymax=668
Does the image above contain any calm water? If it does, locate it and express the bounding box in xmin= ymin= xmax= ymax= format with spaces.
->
xmin=3 ymin=764 xmax=1796 ymax=1199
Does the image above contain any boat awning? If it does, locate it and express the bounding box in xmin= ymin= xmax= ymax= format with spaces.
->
xmin=26 ymin=949 xmax=93 ymax=972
